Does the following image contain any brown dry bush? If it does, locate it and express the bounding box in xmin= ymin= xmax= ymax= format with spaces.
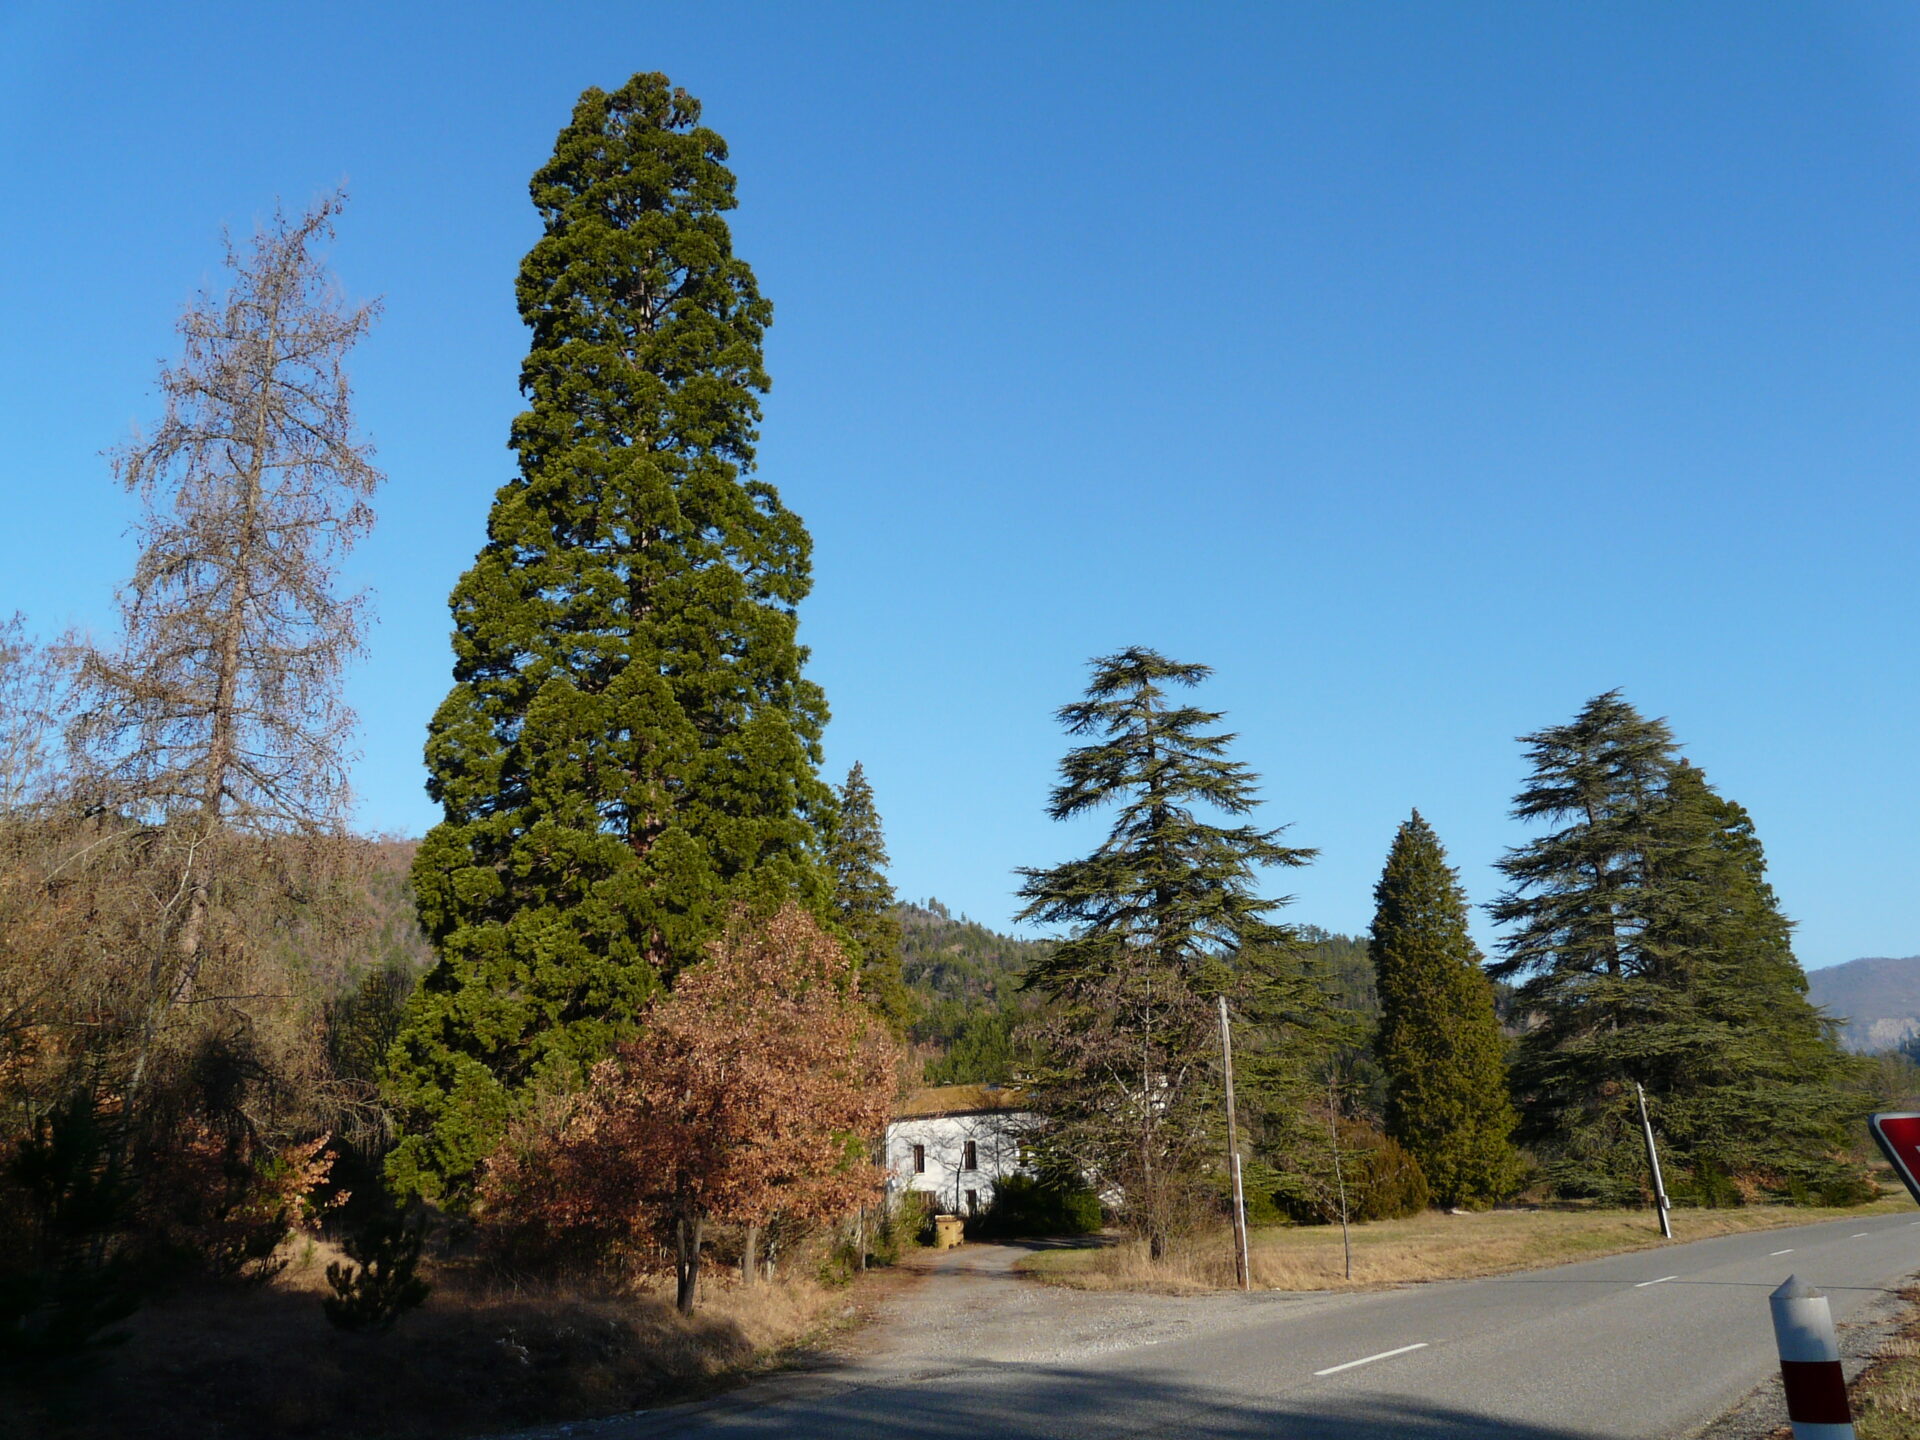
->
xmin=0 ymin=1242 xmax=852 ymax=1440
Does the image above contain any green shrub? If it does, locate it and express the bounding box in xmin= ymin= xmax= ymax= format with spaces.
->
xmin=969 ymin=1173 xmax=1102 ymax=1238
xmin=1276 ymin=1121 xmax=1430 ymax=1224
xmin=1672 ymin=1161 xmax=1743 ymax=1209
xmin=1350 ymin=1130 xmax=1431 ymax=1221
xmin=1814 ymin=1171 xmax=1881 ymax=1208
xmin=0 ymin=1089 xmax=140 ymax=1369
xmin=894 ymin=1188 xmax=940 ymax=1245
xmin=859 ymin=1191 xmax=926 ymax=1265
xmin=323 ymin=1207 xmax=430 ymax=1333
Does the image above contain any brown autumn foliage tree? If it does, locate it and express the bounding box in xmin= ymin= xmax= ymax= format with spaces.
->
xmin=479 ymin=905 xmax=900 ymax=1314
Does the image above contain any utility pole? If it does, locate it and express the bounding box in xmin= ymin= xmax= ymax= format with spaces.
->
xmin=1636 ymin=1081 xmax=1673 ymax=1239
xmin=1218 ymin=995 xmax=1251 ymax=1290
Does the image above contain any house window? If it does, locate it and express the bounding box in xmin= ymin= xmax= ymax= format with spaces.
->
xmin=963 ymin=1140 xmax=978 ymax=1171
xmin=912 ymin=1144 xmax=926 ymax=1174
xmin=966 ymin=1188 xmax=979 ymax=1215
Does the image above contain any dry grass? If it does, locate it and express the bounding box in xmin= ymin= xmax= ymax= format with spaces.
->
xmin=1847 ymin=1287 xmax=1920 ymax=1439
xmin=1019 ymin=1195 xmax=1913 ymax=1294
xmin=0 ymin=1238 xmax=863 ymax=1440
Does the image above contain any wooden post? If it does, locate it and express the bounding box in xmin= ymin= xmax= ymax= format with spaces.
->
xmin=1636 ymin=1082 xmax=1673 ymax=1239
xmin=1218 ymin=996 xmax=1251 ymax=1291
xmin=1328 ymin=1068 xmax=1352 ymax=1281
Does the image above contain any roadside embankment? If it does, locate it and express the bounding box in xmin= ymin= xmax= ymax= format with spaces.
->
xmin=0 ymin=1240 xmax=880 ymax=1440
xmin=1018 ymin=1195 xmax=1913 ymax=1293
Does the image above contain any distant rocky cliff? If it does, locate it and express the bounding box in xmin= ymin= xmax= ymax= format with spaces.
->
xmin=1806 ymin=955 xmax=1920 ymax=1052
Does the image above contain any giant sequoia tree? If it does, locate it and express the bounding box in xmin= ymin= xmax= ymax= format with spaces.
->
xmin=1369 ymin=812 xmax=1518 ymax=1208
xmin=387 ymin=75 xmax=832 ymax=1204
xmin=1491 ymin=693 xmax=1863 ymax=1202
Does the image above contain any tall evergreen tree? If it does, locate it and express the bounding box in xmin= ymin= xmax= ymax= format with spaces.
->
xmin=386 ymin=75 xmax=832 ymax=1205
xmin=1491 ymin=693 xmax=1864 ymax=1202
xmin=827 ymin=762 xmax=910 ymax=1032
xmin=1489 ymin=691 xmax=1680 ymax=1197
xmin=1016 ymin=648 xmax=1338 ymax=1257
xmin=1629 ymin=763 xmax=1864 ymax=1200
xmin=1369 ymin=811 xmax=1519 ymax=1208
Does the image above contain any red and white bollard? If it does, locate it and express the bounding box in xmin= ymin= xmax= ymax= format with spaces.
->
xmin=1770 ymin=1275 xmax=1856 ymax=1440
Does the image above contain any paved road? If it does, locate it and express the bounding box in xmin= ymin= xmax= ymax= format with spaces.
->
xmin=542 ymin=1211 xmax=1920 ymax=1440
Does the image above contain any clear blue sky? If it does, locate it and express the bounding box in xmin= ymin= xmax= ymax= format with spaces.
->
xmin=3 ymin=3 xmax=1915 ymax=968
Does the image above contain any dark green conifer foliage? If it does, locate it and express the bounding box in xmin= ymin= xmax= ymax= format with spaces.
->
xmin=1369 ymin=811 xmax=1519 ymax=1208
xmin=1018 ymin=650 xmax=1314 ymax=996
xmin=1629 ymin=763 xmax=1865 ymax=1201
xmin=385 ymin=74 xmax=831 ymax=1205
xmin=828 ymin=762 xmax=911 ymax=1033
xmin=1016 ymin=649 xmax=1340 ymax=1256
xmin=1491 ymin=693 xmax=1864 ymax=1202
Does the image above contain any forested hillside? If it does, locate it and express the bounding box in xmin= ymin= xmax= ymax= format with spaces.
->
xmin=900 ymin=905 xmax=1379 ymax=1088
xmin=899 ymin=900 xmax=1048 ymax=1084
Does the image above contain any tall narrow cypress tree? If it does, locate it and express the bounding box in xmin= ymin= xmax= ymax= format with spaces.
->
xmin=385 ymin=74 xmax=831 ymax=1205
xmin=1369 ymin=812 xmax=1519 ymax=1208
xmin=827 ymin=762 xmax=911 ymax=1033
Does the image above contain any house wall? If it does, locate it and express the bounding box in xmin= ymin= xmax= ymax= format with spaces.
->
xmin=884 ymin=1110 xmax=1034 ymax=1215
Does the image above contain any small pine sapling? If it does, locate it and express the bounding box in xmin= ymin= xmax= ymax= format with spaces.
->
xmin=323 ymin=1208 xmax=430 ymax=1332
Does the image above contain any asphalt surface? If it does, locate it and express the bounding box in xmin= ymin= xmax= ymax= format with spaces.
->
xmin=531 ymin=1211 xmax=1920 ymax=1440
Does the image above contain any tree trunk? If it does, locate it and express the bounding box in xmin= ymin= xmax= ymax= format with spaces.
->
xmin=675 ymin=1212 xmax=704 ymax=1315
xmin=741 ymin=1223 xmax=759 ymax=1285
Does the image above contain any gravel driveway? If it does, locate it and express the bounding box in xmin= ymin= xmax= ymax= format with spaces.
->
xmin=507 ymin=1240 xmax=1344 ymax=1439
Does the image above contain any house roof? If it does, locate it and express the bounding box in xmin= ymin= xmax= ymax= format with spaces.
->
xmin=894 ymin=1083 xmax=1029 ymax=1119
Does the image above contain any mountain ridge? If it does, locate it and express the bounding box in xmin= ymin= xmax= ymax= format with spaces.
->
xmin=1806 ymin=953 xmax=1920 ymax=1052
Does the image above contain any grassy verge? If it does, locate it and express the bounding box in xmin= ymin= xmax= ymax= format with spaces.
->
xmin=1848 ymin=1285 xmax=1920 ymax=1439
xmin=0 ymin=1239 xmax=873 ymax=1440
xmin=1018 ymin=1194 xmax=1912 ymax=1294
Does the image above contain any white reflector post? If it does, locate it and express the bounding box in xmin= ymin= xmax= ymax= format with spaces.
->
xmin=1769 ymin=1275 xmax=1855 ymax=1440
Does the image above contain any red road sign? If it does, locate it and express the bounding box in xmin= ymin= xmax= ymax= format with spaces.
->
xmin=1869 ymin=1112 xmax=1920 ymax=1205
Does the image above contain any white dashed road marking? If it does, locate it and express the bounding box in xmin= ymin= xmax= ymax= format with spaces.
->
xmin=1314 ymin=1343 xmax=1429 ymax=1377
xmin=1770 ymin=1250 xmax=1794 ymax=1256
xmin=1634 ymin=1276 xmax=1678 ymax=1288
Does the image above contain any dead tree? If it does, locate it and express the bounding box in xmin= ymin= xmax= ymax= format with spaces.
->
xmin=68 ymin=192 xmax=382 ymax=1097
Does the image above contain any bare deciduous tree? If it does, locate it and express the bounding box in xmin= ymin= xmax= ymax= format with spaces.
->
xmin=68 ymin=192 xmax=383 ymax=1084
xmin=0 ymin=616 xmax=71 ymax=816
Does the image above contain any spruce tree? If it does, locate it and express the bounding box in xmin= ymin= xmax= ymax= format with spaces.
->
xmin=1369 ymin=811 xmax=1519 ymax=1209
xmin=827 ymin=762 xmax=911 ymax=1033
xmin=1492 ymin=693 xmax=1864 ymax=1202
xmin=1016 ymin=648 xmax=1338 ymax=1256
xmin=386 ymin=74 xmax=832 ymax=1205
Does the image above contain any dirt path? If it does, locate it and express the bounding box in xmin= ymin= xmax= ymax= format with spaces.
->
xmin=831 ymin=1241 xmax=1304 ymax=1372
xmin=513 ymin=1242 xmax=1335 ymax=1438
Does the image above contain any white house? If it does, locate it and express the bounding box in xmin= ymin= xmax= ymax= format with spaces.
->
xmin=885 ymin=1083 xmax=1034 ymax=1216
